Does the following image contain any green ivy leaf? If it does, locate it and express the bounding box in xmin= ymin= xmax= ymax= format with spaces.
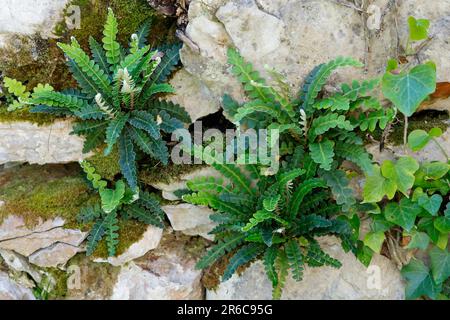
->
xmin=381 ymin=156 xmax=419 ymax=197
xmin=405 ymin=231 xmax=430 ymax=250
xmin=420 ymin=162 xmax=450 ymax=180
xmin=382 ymin=63 xmax=436 ymax=117
xmin=417 ymin=193 xmax=443 ymax=216
xmin=430 ymin=246 xmax=450 ymax=284
xmin=402 ymin=259 xmax=442 ymax=300
xmin=363 ymin=165 xmax=396 ymax=203
xmin=363 ymin=231 xmax=385 ymax=253
xmin=384 ymin=198 xmax=422 ymax=232
xmin=408 ymin=16 xmax=430 ymax=42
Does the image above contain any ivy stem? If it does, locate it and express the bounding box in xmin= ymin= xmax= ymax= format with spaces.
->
xmin=432 ymin=138 xmax=449 ymax=160
xmin=403 ymin=115 xmax=408 ymax=148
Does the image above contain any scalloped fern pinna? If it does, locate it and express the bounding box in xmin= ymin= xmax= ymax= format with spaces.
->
xmin=183 ymin=163 xmax=361 ymax=299
xmin=11 ymin=9 xmax=191 ymax=189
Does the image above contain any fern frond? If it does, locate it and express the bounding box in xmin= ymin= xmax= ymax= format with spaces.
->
xmin=31 ymin=91 xmax=90 ymax=112
xmin=102 ymin=8 xmax=121 ymax=68
xmin=263 ymin=194 xmax=281 ymax=212
xmin=309 ymin=113 xmax=354 ymax=139
xmin=86 ymin=218 xmax=107 ymax=256
xmin=139 ymin=83 xmax=175 ymax=103
xmin=212 ymin=164 xmax=255 ymax=195
xmin=157 ymin=110 xmax=184 ymax=133
xmin=309 ymin=139 xmax=335 ymax=171
xmin=306 ymin=241 xmax=342 ymax=268
xmin=294 ymin=214 xmax=333 ymax=234
xmin=148 ymin=99 xmax=191 ymax=123
xmin=135 ymin=18 xmax=152 ymax=49
xmin=228 ymin=48 xmax=273 ymax=103
xmin=299 ymin=57 xmax=364 ymax=114
xmin=89 ymin=36 xmax=110 ymax=76
xmin=126 ymin=203 xmax=164 ymax=228
xmin=264 ymin=246 xmax=279 ymax=287
xmin=319 ymin=169 xmax=355 ymax=212
xmin=341 ymin=78 xmax=380 ymax=101
xmin=233 ymin=100 xmax=281 ymax=123
xmin=118 ymin=131 xmax=137 ymax=189
xmin=358 ymin=108 xmax=395 ymax=132
xmin=77 ymin=204 xmax=103 ymax=223
xmin=129 ymin=110 xmax=160 ymax=139
xmin=187 ymin=176 xmax=227 ymax=194
xmin=127 ymin=125 xmax=155 ymax=155
xmin=313 ymin=95 xmax=350 ymax=111
xmin=80 ymin=160 xmax=107 ymax=190
xmin=138 ymin=191 xmax=165 ymax=220
xmin=285 ymin=239 xmax=304 ymax=281
xmin=334 ymin=142 xmax=373 ymax=174
xmin=104 ymin=211 xmax=120 ymax=256
xmin=242 ymin=210 xmax=287 ymax=232
xmin=196 ymin=234 xmax=246 ymax=269
xmin=222 ymin=243 xmax=265 ymax=281
xmin=273 ymin=250 xmax=288 ymax=300
xmin=104 ymin=113 xmax=129 ymax=155
xmin=288 ymin=178 xmax=327 ymax=218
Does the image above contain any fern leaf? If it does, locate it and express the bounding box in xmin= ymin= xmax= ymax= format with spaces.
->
xmin=80 ymin=160 xmax=107 ymax=190
xmin=306 ymin=242 xmax=342 ymax=268
xmin=334 ymin=142 xmax=373 ymax=174
xmin=285 ymin=239 xmax=304 ymax=281
xmin=187 ymin=176 xmax=226 ymax=194
xmin=118 ymin=131 xmax=137 ymax=189
xmin=138 ymin=191 xmax=165 ymax=220
xmin=31 ymin=91 xmax=90 ymax=112
xmin=341 ymin=78 xmax=380 ymax=101
xmin=86 ymin=218 xmax=107 ymax=256
xmin=158 ymin=110 xmax=184 ymax=133
xmin=77 ymin=204 xmax=103 ymax=223
xmin=313 ymin=95 xmax=350 ymax=111
xmin=119 ymin=45 xmax=150 ymax=71
xmin=228 ymin=47 xmax=272 ymax=103
xmin=58 ymin=42 xmax=112 ymax=97
xmin=294 ymin=214 xmax=333 ymax=234
xmin=233 ymin=100 xmax=280 ymax=123
xmin=3 ymin=77 xmax=29 ymax=99
xmin=358 ymin=108 xmax=395 ymax=132
xmin=212 ymin=164 xmax=255 ymax=195
xmin=127 ymin=126 xmax=154 ymax=155
xmin=309 ymin=113 xmax=354 ymax=138
xmin=149 ymin=99 xmax=191 ymax=123
xmin=288 ymin=178 xmax=327 ymax=218
xmin=129 ymin=110 xmax=160 ymax=139
xmin=104 ymin=113 xmax=129 ymax=155
xmin=139 ymin=83 xmax=175 ymax=103
xmin=89 ymin=36 xmax=110 ymax=76
xmin=135 ymin=18 xmax=152 ymax=48
xmin=74 ymin=104 xmax=106 ymax=120
xmin=126 ymin=203 xmax=164 ymax=228
xmin=273 ymin=250 xmax=288 ymax=300
xmin=104 ymin=211 xmax=120 ymax=257
xmin=302 ymin=154 xmax=318 ymax=179
xmin=184 ymin=192 xmax=248 ymax=217
xmin=149 ymin=137 xmax=169 ymax=165
xmin=299 ymin=57 xmax=364 ymax=114
xmin=242 ymin=210 xmax=286 ymax=232
xmin=263 ymin=194 xmax=281 ymax=212
xmin=66 ymin=59 xmax=99 ymax=97
xmin=30 ymin=105 xmax=71 ymax=115
xmin=196 ymin=234 xmax=246 ymax=269
xmin=319 ymin=169 xmax=356 ymax=212
xmin=309 ymin=139 xmax=335 ymax=171
xmin=222 ymin=244 xmax=265 ymax=281
xmin=102 ymin=8 xmax=121 ymax=68
xmin=264 ymin=246 xmax=279 ymax=287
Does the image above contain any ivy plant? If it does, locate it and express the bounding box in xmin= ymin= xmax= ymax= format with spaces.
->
xmin=3 ymin=9 xmax=191 ymax=189
xmin=183 ymin=161 xmax=361 ymax=299
xmin=79 ymin=161 xmax=165 ymax=256
xmin=362 ymin=131 xmax=450 ymax=300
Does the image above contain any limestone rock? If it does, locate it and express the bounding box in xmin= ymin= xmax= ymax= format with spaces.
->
xmin=111 ymin=233 xmax=204 ymax=300
xmin=150 ymin=166 xmax=222 ymax=200
xmin=162 ymin=204 xmax=216 ymax=240
xmin=207 ymin=236 xmax=405 ymax=300
xmin=0 ymin=271 xmax=35 ymax=300
xmin=367 ymin=126 xmax=450 ymax=164
xmin=0 ymin=249 xmax=42 ymax=284
xmin=94 ymin=225 xmax=163 ymax=266
xmin=0 ymin=120 xmax=89 ymax=165
xmin=28 ymin=243 xmax=83 ymax=269
xmin=0 ymin=0 xmax=70 ymax=47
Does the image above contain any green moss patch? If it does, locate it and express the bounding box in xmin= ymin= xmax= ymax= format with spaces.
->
xmin=86 ymin=146 xmax=121 ymax=181
xmin=140 ymin=162 xmax=206 ymax=185
xmin=0 ymin=164 xmax=97 ymax=229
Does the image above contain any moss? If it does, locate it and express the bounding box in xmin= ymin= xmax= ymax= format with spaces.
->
xmin=92 ymin=219 xmax=149 ymax=258
xmin=0 ymin=105 xmax=59 ymax=126
xmin=86 ymin=146 xmax=121 ymax=181
xmin=140 ymin=162 xmax=206 ymax=185
xmin=43 ymin=268 xmax=70 ymax=299
xmin=0 ymin=164 xmax=97 ymax=229
xmin=388 ymin=111 xmax=449 ymax=145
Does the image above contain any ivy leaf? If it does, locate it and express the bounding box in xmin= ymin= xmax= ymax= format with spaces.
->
xmin=382 ymin=63 xmax=436 ymax=117
xmin=309 ymin=139 xmax=335 ymax=171
xmin=434 ymin=217 xmax=450 ymax=233
xmin=384 ymin=198 xmax=422 ymax=232
xmin=405 ymin=231 xmax=430 ymax=250
xmin=363 ymin=231 xmax=385 ymax=253
xmin=408 ymin=16 xmax=430 ymax=42
xmin=430 ymin=246 xmax=450 ymax=284
xmin=363 ymin=165 xmax=396 ymax=203
xmin=418 ymin=217 xmax=441 ymax=244
xmin=408 ymin=129 xmax=431 ymax=151
xmin=402 ymin=259 xmax=442 ymax=300
xmin=417 ymin=193 xmax=443 ymax=216
xmin=100 ymin=180 xmax=126 ymax=213
xmin=381 ymin=156 xmax=419 ymax=197
xmin=420 ymin=162 xmax=450 ymax=180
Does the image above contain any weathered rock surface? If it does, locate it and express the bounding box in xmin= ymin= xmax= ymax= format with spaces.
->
xmin=0 ymin=0 xmax=69 ymax=47
xmin=111 ymin=233 xmax=204 ymax=300
xmin=207 ymin=236 xmax=405 ymax=300
xmin=94 ymin=225 xmax=163 ymax=266
xmin=0 ymin=271 xmax=35 ymax=300
xmin=0 ymin=120 xmax=88 ymax=165
xmin=0 ymin=215 xmax=87 ymax=268
xmin=150 ymin=166 xmax=222 ymax=200
xmin=368 ymin=126 xmax=450 ymax=163
xmin=162 ymin=204 xmax=216 ymax=240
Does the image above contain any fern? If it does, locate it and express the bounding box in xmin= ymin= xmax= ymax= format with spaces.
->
xmin=309 ymin=113 xmax=354 ymax=139
xmin=285 ymin=240 xmax=304 ymax=281
xmin=306 ymin=242 xmax=342 ymax=268
xmin=222 ymin=244 xmax=265 ymax=281
xmin=358 ymin=108 xmax=395 ymax=132
xmin=86 ymin=218 xmax=107 ymax=256
xmin=119 ymin=131 xmax=137 ymax=189
xmin=319 ymin=169 xmax=355 ymax=212
xmin=273 ymin=250 xmax=289 ymax=300
xmin=102 ymin=8 xmax=121 ymax=68
xmin=288 ymin=178 xmax=327 ymax=217
xmin=104 ymin=211 xmax=120 ymax=256
xmin=309 ymin=139 xmax=335 ymax=171
xmin=299 ymin=57 xmax=364 ymax=114
xmin=196 ymin=234 xmax=246 ymax=269
xmin=264 ymin=246 xmax=279 ymax=287
xmin=334 ymin=142 xmax=373 ymax=174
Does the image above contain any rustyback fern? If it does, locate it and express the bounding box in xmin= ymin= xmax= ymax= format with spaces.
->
xmin=184 ymin=164 xmax=358 ymax=299
xmin=5 ymin=9 xmax=190 ymax=190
